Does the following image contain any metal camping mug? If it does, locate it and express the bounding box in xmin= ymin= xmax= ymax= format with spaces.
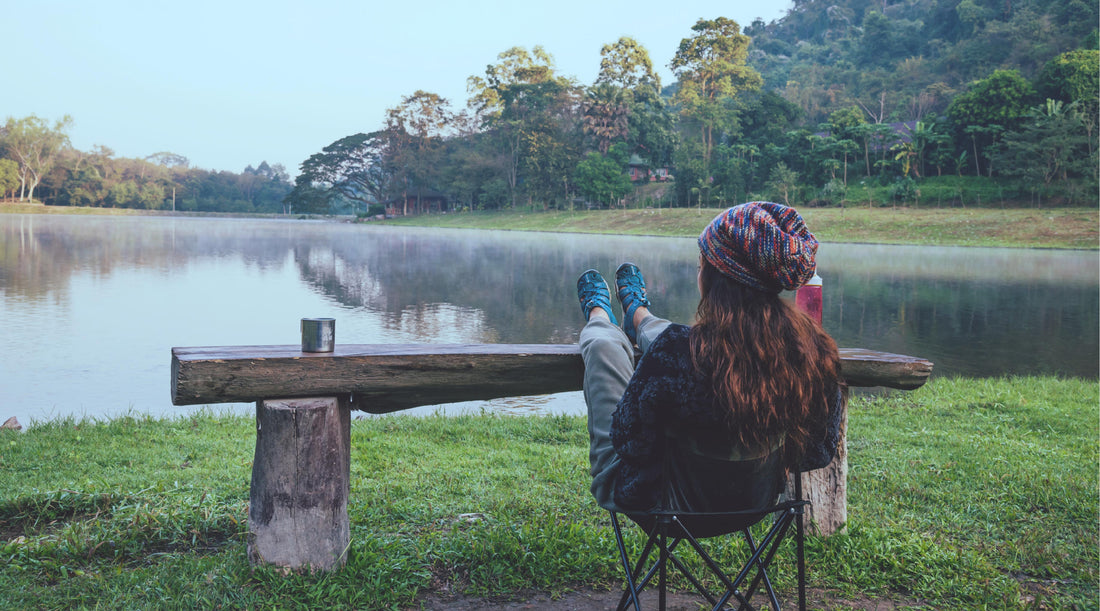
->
xmin=795 ymin=273 xmax=823 ymax=324
xmin=301 ymin=318 xmax=335 ymax=352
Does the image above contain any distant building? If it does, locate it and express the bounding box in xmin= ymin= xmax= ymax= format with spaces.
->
xmin=884 ymin=121 xmax=917 ymax=150
xmin=383 ymin=188 xmax=448 ymax=216
xmin=626 ymin=154 xmax=673 ymax=182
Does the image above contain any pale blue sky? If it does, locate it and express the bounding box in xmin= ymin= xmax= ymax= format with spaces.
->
xmin=9 ymin=1 xmax=792 ymax=176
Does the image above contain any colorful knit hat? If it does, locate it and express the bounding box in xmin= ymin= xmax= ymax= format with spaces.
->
xmin=697 ymin=201 xmax=819 ymax=292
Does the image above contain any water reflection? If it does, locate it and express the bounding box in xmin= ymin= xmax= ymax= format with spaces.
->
xmin=0 ymin=214 xmax=1096 ymax=426
xmin=286 ymin=224 xmax=1098 ymax=378
xmin=288 ymin=226 xmax=702 ymax=344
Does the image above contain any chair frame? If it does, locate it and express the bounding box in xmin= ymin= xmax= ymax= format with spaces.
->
xmin=609 ymin=477 xmax=807 ymax=611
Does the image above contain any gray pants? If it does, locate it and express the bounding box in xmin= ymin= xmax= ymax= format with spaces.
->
xmin=579 ymin=314 xmax=672 ymax=510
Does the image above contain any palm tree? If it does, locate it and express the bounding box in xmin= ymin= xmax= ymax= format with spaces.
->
xmin=581 ymin=83 xmax=630 ymax=155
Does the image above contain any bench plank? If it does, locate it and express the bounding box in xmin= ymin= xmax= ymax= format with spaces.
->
xmin=172 ymin=344 xmax=932 ymax=412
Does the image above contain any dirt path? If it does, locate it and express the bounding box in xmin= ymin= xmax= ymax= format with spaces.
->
xmin=413 ymin=587 xmax=924 ymax=610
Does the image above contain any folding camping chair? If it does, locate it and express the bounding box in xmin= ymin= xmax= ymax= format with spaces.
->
xmin=607 ymin=430 xmax=808 ymax=611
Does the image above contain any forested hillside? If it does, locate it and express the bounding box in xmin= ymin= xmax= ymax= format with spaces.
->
xmin=284 ymin=0 xmax=1096 ymax=214
xmin=3 ymin=0 xmax=1096 ymax=214
xmin=748 ymin=0 xmax=1096 ymax=120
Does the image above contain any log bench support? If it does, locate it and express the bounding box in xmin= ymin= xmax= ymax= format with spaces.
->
xmin=798 ymin=408 xmax=848 ymax=535
xmin=249 ymin=397 xmax=351 ymax=571
xmin=172 ymin=343 xmax=932 ymax=571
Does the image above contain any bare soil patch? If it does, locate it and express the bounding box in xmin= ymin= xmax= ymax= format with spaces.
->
xmin=412 ymin=587 xmax=927 ymax=610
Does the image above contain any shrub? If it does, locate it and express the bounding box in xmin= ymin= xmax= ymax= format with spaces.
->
xmin=889 ymin=177 xmax=919 ymax=202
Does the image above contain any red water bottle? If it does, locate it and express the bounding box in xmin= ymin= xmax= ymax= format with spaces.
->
xmin=796 ymin=273 xmax=823 ymax=324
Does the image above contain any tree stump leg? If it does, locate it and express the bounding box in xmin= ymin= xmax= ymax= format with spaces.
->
xmin=800 ymin=405 xmax=848 ymax=536
xmin=248 ymin=396 xmax=350 ymax=571
xmin=788 ymin=401 xmax=848 ymax=537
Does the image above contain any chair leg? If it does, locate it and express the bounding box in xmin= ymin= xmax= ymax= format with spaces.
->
xmin=611 ymin=512 xmax=644 ymax=611
xmin=670 ymin=517 xmax=763 ymax=610
xmin=796 ymin=478 xmax=807 ymax=611
xmin=685 ymin=511 xmax=794 ymax=611
xmin=620 ymin=537 xmax=687 ymax=611
xmin=737 ymin=514 xmax=797 ymax=610
xmin=665 ymin=544 xmax=722 ymax=608
xmin=616 ymin=516 xmax=712 ymax=611
xmin=613 ymin=505 xmax=808 ymax=611
xmin=747 ymin=513 xmax=799 ymax=610
xmin=614 ymin=515 xmax=687 ymax=611
xmin=738 ymin=526 xmax=781 ymax=611
xmin=658 ymin=531 xmax=667 ymax=611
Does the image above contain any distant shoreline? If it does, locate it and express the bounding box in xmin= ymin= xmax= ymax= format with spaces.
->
xmin=0 ymin=201 xmax=350 ymax=222
xmin=3 ymin=201 xmax=1097 ymax=250
xmin=379 ymin=206 xmax=1100 ymax=250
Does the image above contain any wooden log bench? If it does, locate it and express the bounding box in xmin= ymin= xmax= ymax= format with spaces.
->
xmin=171 ymin=343 xmax=932 ymax=571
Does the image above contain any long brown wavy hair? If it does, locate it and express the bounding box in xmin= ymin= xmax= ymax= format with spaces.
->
xmin=690 ymin=258 xmax=842 ymax=469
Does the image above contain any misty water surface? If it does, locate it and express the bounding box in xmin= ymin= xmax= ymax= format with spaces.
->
xmin=1 ymin=214 xmax=1096 ymax=427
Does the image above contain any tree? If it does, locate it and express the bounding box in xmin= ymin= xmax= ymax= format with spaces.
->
xmin=764 ymin=161 xmax=800 ymax=206
xmin=594 ymin=37 xmax=675 ymax=168
xmin=137 ymin=182 xmax=166 ymax=210
xmin=908 ymin=120 xmax=941 ymax=178
xmin=0 ymin=158 xmax=18 ymax=199
xmin=670 ymin=17 xmax=763 ymax=202
xmin=626 ymin=82 xmax=677 ymax=168
xmin=946 ymin=69 xmax=1035 ymax=176
xmin=105 ymin=181 xmax=138 ymax=208
xmin=238 ymin=161 xmax=292 ymax=213
xmin=466 ymin=46 xmax=559 ymax=123
xmin=145 ymin=152 xmax=189 ymax=169
xmin=1036 ymin=49 xmax=1099 ymax=119
xmin=386 ymin=90 xmax=454 ymax=215
xmin=467 ymin=47 xmax=580 ymax=208
xmin=439 ymin=134 xmax=509 ymax=210
xmin=596 ymin=36 xmax=660 ymax=90
xmin=893 ymin=140 xmax=918 ymax=178
xmin=574 ymin=144 xmax=632 ymax=207
xmin=1 ymin=115 xmax=73 ymax=202
xmin=581 ymin=83 xmax=630 ymax=154
xmin=291 ymin=132 xmax=391 ymax=213
xmin=992 ymin=99 xmax=1094 ymax=195
xmin=907 ymin=83 xmax=953 ymax=122
xmin=826 ymin=106 xmax=866 ymax=175
xmin=860 ymin=122 xmax=901 ymax=178
xmin=736 ymin=91 xmax=801 ymax=193
xmin=830 ymin=138 xmax=860 ymax=187
xmin=859 ymin=11 xmax=895 ymax=66
xmin=284 ymin=175 xmax=335 ymax=214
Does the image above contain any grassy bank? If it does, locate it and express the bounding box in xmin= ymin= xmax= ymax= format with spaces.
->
xmin=4 ymin=200 xmax=1097 ymax=249
xmin=0 ymin=202 xmax=156 ymax=217
xmin=0 ymin=201 xmax=344 ymax=221
xmin=381 ymin=207 xmax=1099 ymax=250
xmin=1 ymin=376 xmax=1095 ymax=609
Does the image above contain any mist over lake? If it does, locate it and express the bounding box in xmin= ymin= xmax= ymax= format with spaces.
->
xmin=1 ymin=214 xmax=1096 ymax=427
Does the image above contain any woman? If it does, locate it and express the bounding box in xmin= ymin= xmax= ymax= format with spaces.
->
xmin=577 ymin=201 xmax=844 ymax=511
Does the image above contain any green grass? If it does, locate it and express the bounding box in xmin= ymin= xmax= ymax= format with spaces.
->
xmin=0 ymin=201 xmax=338 ymax=221
xmin=381 ymin=207 xmax=1100 ymax=250
xmin=0 ymin=377 xmax=1096 ymax=609
xmin=6 ymin=199 xmax=1098 ymax=249
xmin=0 ymin=201 xmax=155 ymax=216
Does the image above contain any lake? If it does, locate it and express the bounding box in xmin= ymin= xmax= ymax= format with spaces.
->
xmin=1 ymin=213 xmax=1096 ymax=427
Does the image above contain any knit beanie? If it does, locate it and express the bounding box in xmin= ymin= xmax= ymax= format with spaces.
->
xmin=697 ymin=201 xmax=819 ymax=292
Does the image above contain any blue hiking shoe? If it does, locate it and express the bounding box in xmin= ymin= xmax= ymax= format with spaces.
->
xmin=615 ymin=262 xmax=651 ymax=343
xmin=577 ymin=269 xmax=618 ymax=325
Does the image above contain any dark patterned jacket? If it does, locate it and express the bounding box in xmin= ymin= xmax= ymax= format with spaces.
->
xmin=609 ymin=323 xmax=844 ymax=510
